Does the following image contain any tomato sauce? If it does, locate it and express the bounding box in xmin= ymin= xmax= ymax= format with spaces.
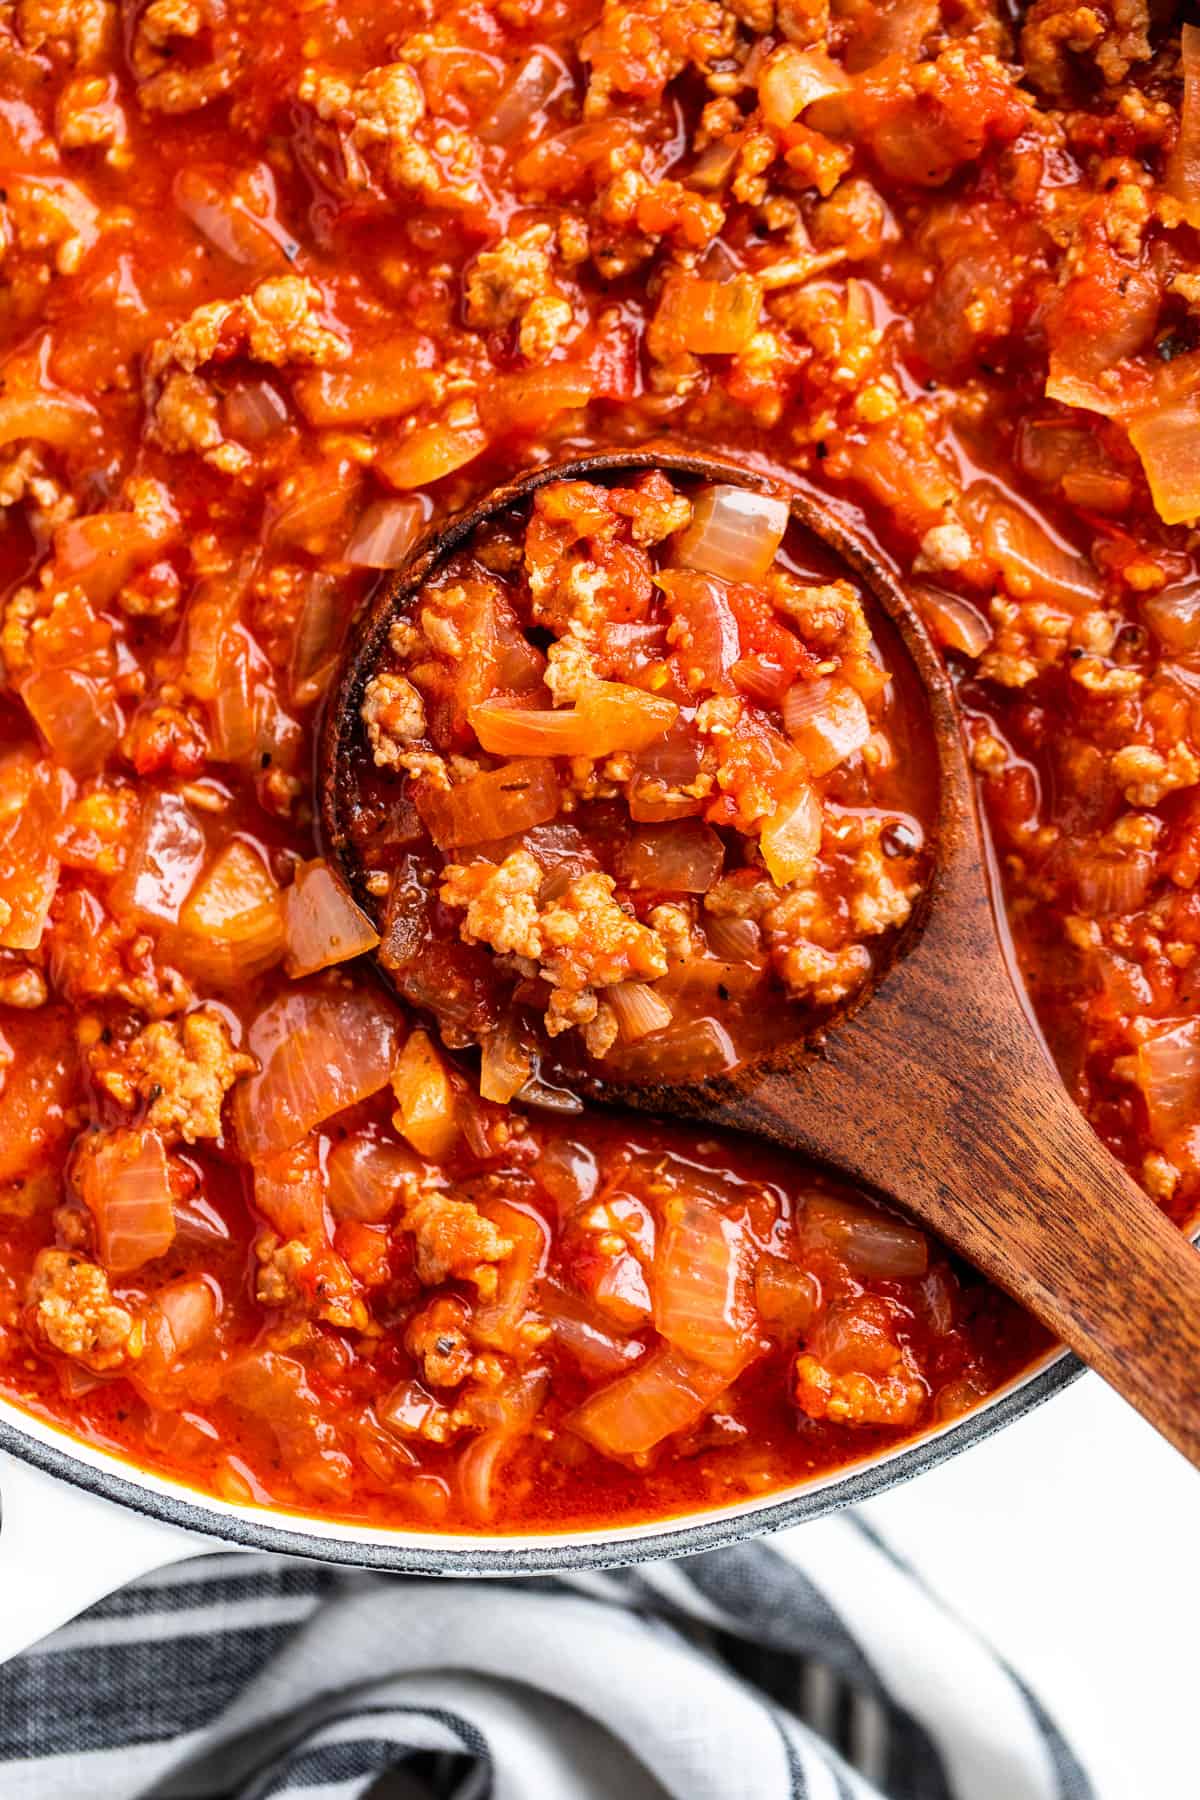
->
xmin=339 ymin=468 xmax=935 ymax=1088
xmin=0 ymin=0 xmax=1192 ymax=1531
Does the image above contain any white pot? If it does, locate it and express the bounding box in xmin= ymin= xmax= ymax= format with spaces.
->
xmin=0 ymin=1341 xmax=1076 ymax=1663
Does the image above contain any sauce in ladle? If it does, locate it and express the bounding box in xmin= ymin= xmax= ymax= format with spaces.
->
xmin=329 ymin=459 xmax=936 ymax=1097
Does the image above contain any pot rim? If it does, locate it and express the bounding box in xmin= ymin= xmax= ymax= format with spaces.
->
xmin=0 ymin=1342 xmax=1079 ymax=1574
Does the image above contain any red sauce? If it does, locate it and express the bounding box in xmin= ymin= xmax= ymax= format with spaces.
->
xmin=0 ymin=0 xmax=1191 ymax=1531
xmin=341 ymin=468 xmax=936 ymax=1087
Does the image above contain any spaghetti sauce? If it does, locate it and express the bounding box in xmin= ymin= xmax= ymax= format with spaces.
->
xmin=0 ymin=0 xmax=1194 ymax=1530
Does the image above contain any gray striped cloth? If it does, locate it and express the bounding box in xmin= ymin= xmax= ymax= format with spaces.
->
xmin=0 ymin=1516 xmax=1095 ymax=1800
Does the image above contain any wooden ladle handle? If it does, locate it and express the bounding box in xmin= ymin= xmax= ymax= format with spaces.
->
xmin=698 ymin=750 xmax=1200 ymax=1467
xmin=715 ymin=1021 xmax=1200 ymax=1469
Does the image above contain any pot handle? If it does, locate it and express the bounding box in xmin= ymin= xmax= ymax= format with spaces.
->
xmin=0 ymin=1449 xmax=216 ymax=1663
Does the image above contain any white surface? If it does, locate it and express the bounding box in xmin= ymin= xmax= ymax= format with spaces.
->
xmin=857 ymin=1373 xmax=1198 ymax=1800
xmin=0 ymin=1452 xmax=208 ymax=1660
xmin=2 ymin=1374 xmax=1192 ymax=1797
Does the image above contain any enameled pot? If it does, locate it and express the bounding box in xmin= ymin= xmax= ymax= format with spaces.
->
xmin=0 ymin=451 xmax=1090 ymax=1660
xmin=0 ymin=1342 xmax=1081 ymax=1661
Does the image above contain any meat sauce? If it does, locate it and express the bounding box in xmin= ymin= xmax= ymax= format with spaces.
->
xmin=0 ymin=0 xmax=1194 ymax=1531
xmin=342 ymin=469 xmax=935 ymax=1086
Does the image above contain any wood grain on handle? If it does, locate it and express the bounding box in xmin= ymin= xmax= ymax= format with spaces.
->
xmin=716 ymin=1029 xmax=1200 ymax=1470
xmin=701 ymin=795 xmax=1200 ymax=1470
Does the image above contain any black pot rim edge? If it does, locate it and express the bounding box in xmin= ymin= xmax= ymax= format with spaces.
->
xmin=0 ymin=1347 xmax=1081 ymax=1577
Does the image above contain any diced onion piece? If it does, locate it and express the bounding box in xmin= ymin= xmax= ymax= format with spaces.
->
xmin=913 ymin=584 xmax=992 ymax=657
xmin=632 ymin=720 xmax=703 ymax=784
xmin=566 ymin=1345 xmax=747 ymax=1457
xmin=497 ymin=615 xmax=550 ymax=694
xmin=111 ymin=790 xmax=206 ymax=928
xmin=1071 ymin=850 xmax=1153 ymax=916
xmin=1129 ymin=387 xmax=1200 ymax=527
xmin=377 ymin=420 xmax=488 ymax=490
xmin=536 ymin=1139 xmax=599 ymax=1215
xmin=783 ymin=677 xmax=870 ymax=776
xmin=606 ymin=980 xmax=674 ymax=1044
xmin=173 ymin=165 xmax=283 ymax=266
xmin=234 ymin=987 xmax=404 ymax=1158
xmin=208 ymin=629 xmax=258 ymax=765
xmin=1044 ymin=262 xmax=1160 ymax=398
xmin=815 ymin=1295 xmax=913 ymax=1376
xmin=284 ymin=858 xmax=379 ymax=977
xmin=731 ymin=653 xmax=789 ymax=706
xmin=479 ymin=1016 xmax=534 ymax=1104
xmin=455 ymin=1433 xmax=512 ymax=1521
xmin=1142 ymin=581 xmax=1200 ymax=654
xmin=417 ymin=758 xmax=560 ymax=850
xmin=704 ymin=912 xmax=762 ymax=963
xmin=345 ymin=496 xmax=425 ymax=570
xmin=802 ymin=1191 xmax=928 ymax=1278
xmin=543 ymin=1278 xmax=645 ymax=1377
xmin=472 ymin=1198 xmax=547 ymax=1351
xmin=618 ymin=820 xmax=724 ymax=893
xmin=391 ymin=1028 xmax=459 ymax=1159
xmin=754 ymin=1253 xmax=818 ymax=1334
xmin=607 ymin=1015 xmax=738 ymax=1081
xmin=478 ymin=48 xmax=561 ymax=144
xmin=982 ymin=500 xmax=1103 ymax=609
xmin=253 ymin=1136 xmax=326 ymax=1239
xmin=470 ymin=683 xmax=678 ymax=758
xmin=181 ymin=565 xmax=248 ymax=703
xmin=657 ymin=956 xmax=763 ymax=1012
xmin=627 ymin=785 xmax=704 ymax=823
xmin=760 ymin=781 xmax=823 ymax=885
xmin=849 ymin=0 xmax=938 ymax=66
xmin=289 ymin=572 xmax=345 ymax=707
xmin=671 ymin=485 xmax=789 ymax=582
xmin=654 ymin=274 xmax=762 ymax=355
xmin=327 ymin=1132 xmax=422 ymax=1221
xmin=687 ymin=136 xmax=741 ymax=192
xmin=515 ymin=1068 xmax=584 ymax=1112
xmin=655 ymin=569 xmax=740 ymax=692
xmin=654 ymin=1200 xmax=754 ymax=1373
xmin=758 ymin=45 xmax=849 ymax=127
xmin=268 ymin=460 xmax=363 ymax=551
xmin=0 ymin=761 xmax=61 ymax=951
xmin=480 ymin=365 xmax=594 ymax=434
xmin=0 ymin=387 xmax=96 ymax=451
xmin=293 ymin=338 xmax=438 ymax=426
xmin=176 ymin=839 xmax=285 ymax=987
xmin=1060 ymin=471 xmax=1133 ymax=514
xmin=589 ymin=1247 xmax=653 ymax=1328
xmin=1016 ymin=418 xmax=1100 ymax=488
xmin=1134 ymin=1019 xmax=1200 ymax=1140
xmin=1095 ymin=948 xmax=1155 ymax=1014
xmin=379 ymin=1378 xmax=444 ymax=1440
xmin=54 ymin=506 xmax=178 ymax=605
xmin=79 ymin=1128 xmax=175 ymax=1275
xmin=226 ymin=1349 xmax=343 ymax=1468
xmin=223 ymin=379 xmax=289 ymax=443
xmin=153 ymin=1276 xmax=218 ymax=1361
xmin=1043 ymin=362 xmax=1131 ymax=420
xmin=1166 ymin=24 xmax=1200 ymax=229
xmin=456 ymin=1365 xmax=549 ymax=1519
xmin=21 ymin=668 xmax=123 ymax=775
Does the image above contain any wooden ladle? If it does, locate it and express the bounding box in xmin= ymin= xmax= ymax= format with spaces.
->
xmin=322 ymin=448 xmax=1200 ymax=1469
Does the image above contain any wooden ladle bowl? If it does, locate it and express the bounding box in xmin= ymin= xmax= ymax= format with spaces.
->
xmin=321 ymin=448 xmax=1200 ymax=1469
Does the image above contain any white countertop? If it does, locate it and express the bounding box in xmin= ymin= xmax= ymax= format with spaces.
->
xmin=855 ymin=1374 xmax=1197 ymax=1799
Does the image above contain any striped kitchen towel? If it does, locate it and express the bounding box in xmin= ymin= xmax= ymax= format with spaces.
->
xmin=0 ymin=1517 xmax=1094 ymax=1800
